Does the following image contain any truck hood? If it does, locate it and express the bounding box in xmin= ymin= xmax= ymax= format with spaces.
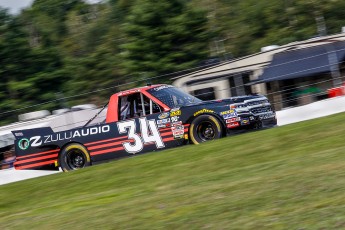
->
xmin=177 ymin=95 xmax=271 ymax=114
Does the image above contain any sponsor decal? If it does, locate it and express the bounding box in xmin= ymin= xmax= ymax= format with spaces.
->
xmin=241 ymin=119 xmax=250 ymax=125
xmin=153 ymin=85 xmax=173 ymax=91
xmin=20 ymin=125 xmax=111 ymax=149
xmin=158 ymin=112 xmax=169 ymax=119
xmin=226 ymin=122 xmax=240 ymax=128
xmin=221 ymin=109 xmax=237 ymax=119
xmin=223 ymin=114 xmax=238 ymax=119
xmin=171 ymin=116 xmax=179 ymax=122
xmin=193 ymin=109 xmax=214 ymax=116
xmin=171 ymin=125 xmax=183 ymax=131
xmin=171 ymin=121 xmax=183 ymax=126
xmin=14 ymin=132 xmax=24 ymax=137
xmin=172 ymin=130 xmax=184 ymax=139
xmin=171 ymin=108 xmax=180 ymax=112
xmin=157 ymin=117 xmax=172 ymax=128
xmin=225 ymin=118 xmax=238 ymax=123
xmin=170 ymin=110 xmax=181 ymax=116
xmin=171 ymin=121 xmax=184 ymax=139
xmin=157 ymin=118 xmax=171 ymax=125
xmin=18 ymin=138 xmax=30 ymax=150
xmin=220 ymin=109 xmax=236 ymax=115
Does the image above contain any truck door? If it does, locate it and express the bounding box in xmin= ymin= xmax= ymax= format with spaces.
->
xmin=116 ymin=92 xmax=168 ymax=154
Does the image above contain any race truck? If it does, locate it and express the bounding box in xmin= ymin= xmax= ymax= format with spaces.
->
xmin=12 ymin=84 xmax=272 ymax=171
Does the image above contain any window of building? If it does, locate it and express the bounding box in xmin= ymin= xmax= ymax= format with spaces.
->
xmin=229 ymin=77 xmax=237 ymax=96
xmin=194 ymin=87 xmax=216 ymax=100
xmin=242 ymin=73 xmax=252 ymax=95
xmin=228 ymin=73 xmax=253 ymax=96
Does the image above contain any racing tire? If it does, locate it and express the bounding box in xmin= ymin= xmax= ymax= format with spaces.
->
xmin=253 ymin=120 xmax=263 ymax=129
xmin=59 ymin=143 xmax=91 ymax=172
xmin=189 ymin=115 xmax=222 ymax=144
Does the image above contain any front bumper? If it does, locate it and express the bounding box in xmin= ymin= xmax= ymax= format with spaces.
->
xmin=254 ymin=111 xmax=277 ymax=128
xmin=261 ymin=117 xmax=277 ymax=128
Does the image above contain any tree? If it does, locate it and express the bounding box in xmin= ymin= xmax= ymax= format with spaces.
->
xmin=0 ymin=10 xmax=38 ymax=121
xmin=191 ymin=0 xmax=345 ymax=57
xmin=121 ymin=0 xmax=211 ymax=82
xmin=22 ymin=0 xmax=86 ymax=47
xmin=61 ymin=2 xmax=126 ymax=104
xmin=0 ymin=8 xmax=70 ymax=124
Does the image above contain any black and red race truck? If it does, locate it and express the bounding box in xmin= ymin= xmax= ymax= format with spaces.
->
xmin=13 ymin=84 xmax=276 ymax=171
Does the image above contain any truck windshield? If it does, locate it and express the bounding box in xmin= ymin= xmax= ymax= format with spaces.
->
xmin=148 ymin=86 xmax=202 ymax=108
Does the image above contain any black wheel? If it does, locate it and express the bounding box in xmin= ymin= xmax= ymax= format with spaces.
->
xmin=189 ymin=115 xmax=222 ymax=144
xmin=253 ymin=120 xmax=263 ymax=129
xmin=59 ymin=143 xmax=91 ymax=172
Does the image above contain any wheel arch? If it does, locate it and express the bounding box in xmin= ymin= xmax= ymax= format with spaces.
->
xmin=212 ymin=113 xmax=227 ymax=137
xmin=187 ymin=113 xmax=226 ymax=137
xmin=187 ymin=113 xmax=227 ymax=145
xmin=58 ymin=141 xmax=92 ymax=168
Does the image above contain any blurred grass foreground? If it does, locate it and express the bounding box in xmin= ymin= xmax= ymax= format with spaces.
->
xmin=1 ymin=112 xmax=345 ymax=229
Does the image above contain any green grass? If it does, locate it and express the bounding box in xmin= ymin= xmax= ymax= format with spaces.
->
xmin=1 ymin=113 xmax=345 ymax=229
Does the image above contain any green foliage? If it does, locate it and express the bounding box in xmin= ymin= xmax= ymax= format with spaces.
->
xmin=63 ymin=46 xmax=123 ymax=105
xmin=193 ymin=0 xmax=345 ymax=56
xmin=0 ymin=8 xmax=67 ymax=124
xmin=121 ymin=0 xmax=210 ymax=81
xmin=24 ymin=0 xmax=86 ymax=46
xmin=61 ymin=4 xmax=126 ymax=104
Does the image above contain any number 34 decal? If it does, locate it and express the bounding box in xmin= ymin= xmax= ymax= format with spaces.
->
xmin=117 ymin=118 xmax=165 ymax=154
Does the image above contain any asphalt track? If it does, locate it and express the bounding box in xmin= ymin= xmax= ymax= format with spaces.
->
xmin=1 ymin=95 xmax=345 ymax=185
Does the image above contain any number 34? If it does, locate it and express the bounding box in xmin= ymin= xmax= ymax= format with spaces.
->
xmin=117 ymin=118 xmax=165 ymax=154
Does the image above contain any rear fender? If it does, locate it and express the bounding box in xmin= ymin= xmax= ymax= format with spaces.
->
xmin=57 ymin=141 xmax=92 ymax=166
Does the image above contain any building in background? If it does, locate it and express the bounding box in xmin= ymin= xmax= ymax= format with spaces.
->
xmin=173 ymin=33 xmax=345 ymax=111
